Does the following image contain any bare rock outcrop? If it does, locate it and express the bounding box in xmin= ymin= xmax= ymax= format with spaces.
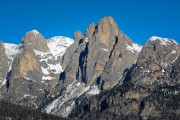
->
xmin=22 ymin=30 xmax=49 ymax=52
xmin=60 ymin=16 xmax=141 ymax=90
xmin=0 ymin=42 xmax=9 ymax=87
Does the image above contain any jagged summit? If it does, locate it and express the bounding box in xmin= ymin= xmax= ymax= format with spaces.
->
xmin=74 ymin=30 xmax=83 ymax=41
xmin=60 ymin=16 xmax=141 ymax=90
xmin=21 ymin=30 xmax=49 ymax=52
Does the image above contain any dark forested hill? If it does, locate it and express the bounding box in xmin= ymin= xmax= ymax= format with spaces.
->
xmin=0 ymin=100 xmax=68 ymax=120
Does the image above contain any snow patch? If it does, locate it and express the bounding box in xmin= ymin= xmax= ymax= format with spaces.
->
xmin=132 ymin=43 xmax=142 ymax=52
xmin=45 ymin=97 xmax=60 ymax=113
xmin=31 ymin=30 xmax=40 ymax=36
xmin=87 ymin=85 xmax=100 ymax=95
xmin=24 ymin=77 xmax=37 ymax=83
xmin=126 ymin=44 xmax=135 ymax=53
xmin=172 ymin=55 xmax=179 ymax=63
xmin=85 ymin=38 xmax=89 ymax=42
xmin=34 ymin=50 xmax=49 ymax=57
xmin=171 ymin=50 xmax=176 ymax=54
xmin=100 ymin=48 xmax=109 ymax=52
xmin=126 ymin=43 xmax=142 ymax=53
xmin=23 ymin=94 xmax=31 ymax=98
xmin=42 ymin=76 xmax=54 ymax=81
xmin=41 ymin=67 xmax=49 ymax=75
xmin=144 ymin=70 xmax=150 ymax=73
xmin=62 ymin=101 xmax=75 ymax=116
xmin=48 ymin=64 xmax=62 ymax=74
xmin=45 ymin=81 xmax=90 ymax=116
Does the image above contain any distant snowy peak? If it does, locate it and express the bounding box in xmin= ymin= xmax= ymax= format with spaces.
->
xmin=149 ymin=36 xmax=178 ymax=45
xmin=48 ymin=36 xmax=74 ymax=46
xmin=4 ymin=43 xmax=22 ymax=59
xmin=47 ymin=36 xmax=74 ymax=56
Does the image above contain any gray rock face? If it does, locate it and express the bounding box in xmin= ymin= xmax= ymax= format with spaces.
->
xmin=129 ymin=36 xmax=180 ymax=87
xmin=60 ymin=16 xmax=141 ymax=90
xmin=42 ymin=17 xmax=141 ymax=117
xmin=21 ymin=30 xmax=49 ymax=52
xmin=74 ymin=30 xmax=83 ymax=41
xmin=69 ymin=37 xmax=180 ymax=120
xmin=0 ymin=42 xmax=9 ymax=87
xmin=171 ymin=55 xmax=180 ymax=83
xmin=1 ymin=44 xmax=47 ymax=107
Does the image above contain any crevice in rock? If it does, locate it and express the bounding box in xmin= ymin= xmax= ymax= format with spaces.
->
xmin=109 ymin=36 xmax=118 ymax=59
xmin=100 ymin=99 xmax=108 ymax=111
xmin=123 ymin=64 xmax=137 ymax=83
xmin=6 ymin=70 xmax=11 ymax=91
xmin=79 ymin=43 xmax=89 ymax=84
xmin=59 ymin=71 xmax=66 ymax=83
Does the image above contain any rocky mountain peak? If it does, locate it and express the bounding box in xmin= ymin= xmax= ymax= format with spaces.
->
xmin=74 ymin=30 xmax=83 ymax=41
xmin=85 ymin=22 xmax=95 ymax=37
xmin=148 ymin=36 xmax=178 ymax=46
xmin=96 ymin=16 xmax=118 ymax=46
xmin=21 ymin=30 xmax=49 ymax=52
xmin=60 ymin=16 xmax=140 ymax=91
xmin=127 ymin=36 xmax=180 ymax=87
xmin=138 ymin=36 xmax=179 ymax=65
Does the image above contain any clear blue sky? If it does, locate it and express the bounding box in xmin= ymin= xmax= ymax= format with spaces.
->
xmin=0 ymin=0 xmax=180 ymax=45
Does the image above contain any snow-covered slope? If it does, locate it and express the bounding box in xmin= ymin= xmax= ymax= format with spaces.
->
xmin=47 ymin=36 xmax=74 ymax=56
xmin=149 ymin=36 xmax=178 ymax=45
xmin=34 ymin=36 xmax=74 ymax=81
xmin=0 ymin=35 xmax=73 ymax=89
xmin=126 ymin=43 xmax=142 ymax=53
xmin=4 ymin=43 xmax=22 ymax=60
xmin=44 ymin=81 xmax=100 ymax=117
xmin=0 ymin=43 xmax=23 ymax=88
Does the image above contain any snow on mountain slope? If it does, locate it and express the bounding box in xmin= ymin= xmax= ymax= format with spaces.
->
xmin=126 ymin=43 xmax=142 ymax=53
xmin=132 ymin=43 xmax=142 ymax=52
xmin=45 ymin=81 xmax=88 ymax=116
xmin=34 ymin=36 xmax=74 ymax=81
xmin=47 ymin=36 xmax=74 ymax=56
xmin=32 ymin=29 xmax=40 ymax=36
xmin=149 ymin=36 xmax=178 ymax=45
xmin=1 ymin=36 xmax=73 ymax=88
xmin=44 ymin=81 xmax=100 ymax=117
xmin=0 ymin=43 xmax=23 ymax=88
xmin=4 ymin=43 xmax=22 ymax=60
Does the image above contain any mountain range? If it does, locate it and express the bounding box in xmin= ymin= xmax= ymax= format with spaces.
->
xmin=0 ymin=16 xmax=179 ymax=120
